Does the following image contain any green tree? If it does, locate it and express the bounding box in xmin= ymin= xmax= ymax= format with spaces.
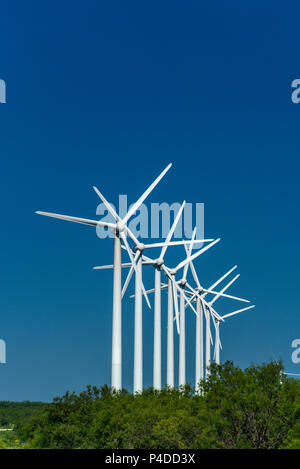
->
xmin=16 ymin=361 xmax=300 ymax=449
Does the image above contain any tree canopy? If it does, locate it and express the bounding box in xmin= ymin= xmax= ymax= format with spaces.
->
xmin=15 ymin=361 xmax=300 ymax=449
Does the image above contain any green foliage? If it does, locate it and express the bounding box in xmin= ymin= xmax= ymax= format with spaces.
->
xmin=201 ymin=361 xmax=300 ymax=448
xmin=0 ymin=401 xmax=46 ymax=449
xmin=0 ymin=430 xmax=26 ymax=449
xmin=0 ymin=401 xmax=46 ymax=428
xmin=13 ymin=362 xmax=300 ymax=449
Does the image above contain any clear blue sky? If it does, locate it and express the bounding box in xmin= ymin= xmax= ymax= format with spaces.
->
xmin=0 ymin=1 xmax=299 ymax=401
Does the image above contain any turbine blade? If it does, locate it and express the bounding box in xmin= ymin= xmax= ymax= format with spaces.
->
xmin=159 ymin=201 xmax=186 ymax=259
xmin=210 ymin=308 xmax=217 ymax=329
xmin=93 ymin=186 xmax=121 ymax=222
xmin=209 ymin=274 xmax=240 ymax=306
xmin=203 ymin=265 xmax=237 ymax=298
xmin=143 ymin=239 xmax=213 ymax=249
xmin=182 ymin=227 xmax=197 ymax=281
xmin=122 ymin=265 xmax=134 ymax=297
xmin=214 ymin=324 xmax=221 ymax=358
xmin=171 ymin=279 xmax=180 ymax=334
xmin=161 ymin=265 xmax=180 ymax=334
xmin=184 ymin=292 xmax=197 ymax=309
xmin=202 ymin=289 xmax=250 ymax=303
xmin=129 ymin=283 xmax=168 ymax=298
xmin=122 ymin=249 xmax=142 ymax=297
xmin=172 ymin=280 xmax=198 ymax=317
xmin=123 ymin=225 xmax=140 ymax=246
xmin=121 ymin=233 xmax=151 ymax=309
xmin=174 ymin=238 xmax=220 ymax=273
xmin=121 ymin=163 xmax=172 ymax=225
xmin=221 ymin=305 xmax=255 ymax=320
xmin=185 ymin=281 xmax=199 ymax=301
xmin=184 ymin=244 xmax=201 ymax=289
xmin=35 ymin=211 xmax=116 ymax=229
xmin=93 ymin=262 xmax=132 ymax=270
xmin=140 ymin=252 xmax=156 ymax=263
xmin=93 ymin=187 xmax=142 ymax=248
xmin=201 ymin=302 xmax=213 ymax=345
xmin=209 ymin=304 xmax=224 ymax=322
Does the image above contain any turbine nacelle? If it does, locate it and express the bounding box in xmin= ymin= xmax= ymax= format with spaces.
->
xmin=115 ymin=222 xmax=125 ymax=234
xmin=179 ymin=278 xmax=187 ymax=287
xmin=156 ymin=257 xmax=164 ymax=268
xmin=133 ymin=243 xmax=145 ymax=252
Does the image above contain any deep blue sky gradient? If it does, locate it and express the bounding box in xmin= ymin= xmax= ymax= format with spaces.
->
xmin=0 ymin=1 xmax=300 ymax=400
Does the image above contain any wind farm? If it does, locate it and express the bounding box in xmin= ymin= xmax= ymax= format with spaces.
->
xmin=1 ymin=1 xmax=300 ymax=451
xmin=35 ymin=163 xmax=255 ymax=393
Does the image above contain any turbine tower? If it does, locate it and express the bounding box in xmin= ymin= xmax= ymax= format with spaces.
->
xmin=177 ymin=227 xmax=197 ymax=387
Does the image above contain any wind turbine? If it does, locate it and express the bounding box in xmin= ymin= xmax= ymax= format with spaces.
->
xmin=184 ymin=262 xmax=250 ymax=385
xmin=130 ymin=232 xmax=220 ymax=389
xmin=127 ymin=201 xmax=188 ymax=391
xmin=35 ymin=163 xmax=172 ymax=391
xmin=149 ymin=201 xmax=186 ymax=390
xmin=164 ymin=261 xmax=244 ymax=389
xmin=213 ymin=305 xmax=255 ymax=365
xmin=94 ymin=199 xmax=212 ymax=393
xmin=124 ymin=206 xmax=213 ymax=392
xmin=187 ymin=273 xmax=251 ymax=375
xmin=94 ymin=259 xmax=151 ymax=393
xmin=162 ymin=237 xmax=221 ymax=387
xmin=145 ymin=236 xmax=221 ymax=388
xmin=97 ymin=233 xmax=212 ymax=393
xmin=177 ymin=227 xmax=198 ymax=387
xmin=204 ymin=273 xmax=243 ymax=376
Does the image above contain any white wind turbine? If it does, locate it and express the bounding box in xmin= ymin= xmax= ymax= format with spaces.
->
xmin=163 ymin=239 xmax=222 ymax=386
xmin=204 ymin=273 xmax=243 ymax=377
xmin=184 ymin=263 xmax=250 ymax=384
xmin=144 ymin=268 xmax=243 ymax=390
xmin=134 ymin=201 xmax=187 ymax=391
xmin=213 ymin=305 xmax=255 ymax=365
xmin=126 ymin=202 xmax=194 ymax=391
xmin=130 ymin=234 xmax=220 ymax=389
xmin=144 ymin=237 xmax=221 ymax=388
xmin=176 ymin=227 xmax=198 ymax=387
xmin=94 ymin=259 xmax=152 ymax=393
xmin=35 ymin=163 xmax=172 ymax=391
xmin=94 ymin=202 xmax=212 ymax=393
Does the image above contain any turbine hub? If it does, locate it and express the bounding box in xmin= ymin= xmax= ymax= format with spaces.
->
xmin=116 ymin=222 xmax=125 ymax=234
xmin=156 ymin=257 xmax=164 ymax=267
xmin=180 ymin=278 xmax=187 ymax=287
xmin=134 ymin=243 xmax=145 ymax=252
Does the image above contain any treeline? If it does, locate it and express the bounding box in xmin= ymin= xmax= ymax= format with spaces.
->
xmin=0 ymin=401 xmax=46 ymax=428
xmin=15 ymin=361 xmax=300 ymax=449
